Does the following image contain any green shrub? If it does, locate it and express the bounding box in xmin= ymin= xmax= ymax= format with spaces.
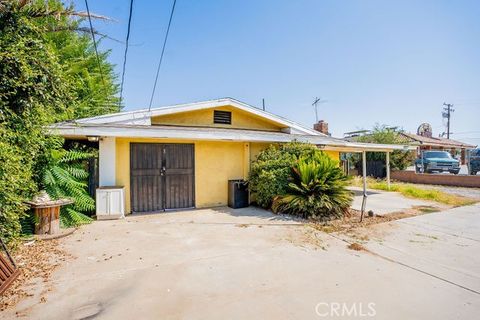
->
xmin=272 ymin=153 xmax=353 ymax=220
xmin=249 ymin=142 xmax=320 ymax=208
xmin=0 ymin=128 xmax=34 ymax=241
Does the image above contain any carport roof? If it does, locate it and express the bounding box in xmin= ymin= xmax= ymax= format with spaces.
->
xmin=400 ymin=132 xmax=476 ymax=149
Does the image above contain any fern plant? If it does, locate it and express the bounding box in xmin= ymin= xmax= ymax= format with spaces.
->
xmin=272 ymin=152 xmax=353 ymax=220
xmin=42 ymin=148 xmax=94 ymax=228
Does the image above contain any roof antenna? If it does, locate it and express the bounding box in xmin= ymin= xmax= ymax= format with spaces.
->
xmin=262 ymin=98 xmax=266 ymax=111
xmin=312 ymin=97 xmax=327 ymax=122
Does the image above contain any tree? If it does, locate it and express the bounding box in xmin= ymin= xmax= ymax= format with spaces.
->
xmin=40 ymin=0 xmax=120 ymax=118
xmin=355 ymin=124 xmax=415 ymax=170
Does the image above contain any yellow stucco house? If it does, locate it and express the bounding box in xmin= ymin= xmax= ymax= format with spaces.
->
xmin=51 ymin=98 xmax=408 ymax=214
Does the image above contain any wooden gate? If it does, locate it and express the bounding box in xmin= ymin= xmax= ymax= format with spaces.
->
xmin=0 ymin=239 xmax=20 ymax=295
xmin=130 ymin=143 xmax=195 ymax=213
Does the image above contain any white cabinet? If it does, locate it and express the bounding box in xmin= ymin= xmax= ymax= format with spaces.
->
xmin=96 ymin=187 xmax=125 ymax=220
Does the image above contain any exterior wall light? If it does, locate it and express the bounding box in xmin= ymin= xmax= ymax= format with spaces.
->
xmin=87 ymin=136 xmax=100 ymax=142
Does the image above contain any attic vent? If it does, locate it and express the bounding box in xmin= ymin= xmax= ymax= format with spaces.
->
xmin=213 ymin=110 xmax=232 ymax=124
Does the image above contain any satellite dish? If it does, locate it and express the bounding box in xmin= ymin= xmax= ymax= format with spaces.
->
xmin=417 ymin=123 xmax=433 ymax=138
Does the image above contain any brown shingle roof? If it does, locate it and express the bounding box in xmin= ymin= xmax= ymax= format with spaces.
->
xmin=400 ymin=132 xmax=476 ymax=149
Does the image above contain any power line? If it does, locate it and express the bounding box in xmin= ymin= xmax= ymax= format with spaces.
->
xmin=84 ymin=0 xmax=106 ymax=88
xmin=450 ymin=131 xmax=480 ymax=135
xmin=148 ymin=0 xmax=178 ymax=110
xmin=119 ymin=0 xmax=134 ymax=109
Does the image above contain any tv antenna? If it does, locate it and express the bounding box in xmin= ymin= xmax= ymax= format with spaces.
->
xmin=312 ymin=97 xmax=327 ymax=122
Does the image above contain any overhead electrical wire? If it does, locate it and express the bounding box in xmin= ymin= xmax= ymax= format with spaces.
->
xmin=450 ymin=131 xmax=480 ymax=135
xmin=148 ymin=0 xmax=177 ymax=110
xmin=84 ymin=0 xmax=106 ymax=88
xmin=119 ymin=0 xmax=134 ymax=109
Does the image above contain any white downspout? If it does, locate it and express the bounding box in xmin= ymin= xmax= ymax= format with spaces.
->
xmin=99 ymin=137 xmax=116 ymax=186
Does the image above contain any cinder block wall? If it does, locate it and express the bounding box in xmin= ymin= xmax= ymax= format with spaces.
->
xmin=391 ymin=170 xmax=480 ymax=188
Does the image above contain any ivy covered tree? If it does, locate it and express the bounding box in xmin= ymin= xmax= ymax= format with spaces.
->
xmin=0 ymin=0 xmax=119 ymax=241
xmin=0 ymin=0 xmax=72 ymax=240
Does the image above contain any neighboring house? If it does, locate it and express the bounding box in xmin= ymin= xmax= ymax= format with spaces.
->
xmin=399 ymin=132 xmax=475 ymax=165
xmin=50 ymin=98 xmax=410 ymax=214
xmin=344 ymin=123 xmax=477 ymax=165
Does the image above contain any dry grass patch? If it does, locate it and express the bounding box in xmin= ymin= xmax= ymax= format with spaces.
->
xmin=350 ymin=177 xmax=477 ymax=207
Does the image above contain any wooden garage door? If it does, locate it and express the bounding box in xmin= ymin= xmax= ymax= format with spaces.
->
xmin=130 ymin=143 xmax=195 ymax=213
xmin=164 ymin=144 xmax=195 ymax=209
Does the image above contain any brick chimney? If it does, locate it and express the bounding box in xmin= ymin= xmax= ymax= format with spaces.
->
xmin=313 ymin=120 xmax=330 ymax=135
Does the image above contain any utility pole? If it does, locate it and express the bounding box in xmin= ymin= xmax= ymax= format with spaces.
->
xmin=262 ymin=98 xmax=266 ymax=111
xmin=442 ymin=102 xmax=454 ymax=139
xmin=312 ymin=97 xmax=327 ymax=123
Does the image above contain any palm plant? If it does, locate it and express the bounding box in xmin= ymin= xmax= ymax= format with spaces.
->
xmin=42 ymin=148 xmax=94 ymax=227
xmin=272 ymin=152 xmax=353 ymax=220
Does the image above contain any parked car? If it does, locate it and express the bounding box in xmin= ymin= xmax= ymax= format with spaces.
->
xmin=415 ymin=150 xmax=460 ymax=174
xmin=467 ymin=148 xmax=480 ymax=175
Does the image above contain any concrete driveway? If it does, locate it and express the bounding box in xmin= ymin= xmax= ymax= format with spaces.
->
xmin=3 ymin=205 xmax=480 ymax=320
xmin=350 ymin=204 xmax=480 ymax=293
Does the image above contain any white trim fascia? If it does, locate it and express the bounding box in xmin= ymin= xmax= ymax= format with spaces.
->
xmin=49 ymin=123 xmax=414 ymax=152
xmin=64 ymin=98 xmax=321 ymax=136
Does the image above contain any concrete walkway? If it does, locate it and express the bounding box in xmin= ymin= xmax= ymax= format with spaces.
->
xmin=349 ymin=186 xmax=440 ymax=215
xmin=2 ymin=205 xmax=479 ymax=320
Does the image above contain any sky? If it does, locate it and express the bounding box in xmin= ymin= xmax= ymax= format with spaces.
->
xmin=73 ymin=0 xmax=480 ymax=145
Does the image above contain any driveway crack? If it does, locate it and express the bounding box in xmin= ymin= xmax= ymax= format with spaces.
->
xmin=326 ymin=232 xmax=480 ymax=296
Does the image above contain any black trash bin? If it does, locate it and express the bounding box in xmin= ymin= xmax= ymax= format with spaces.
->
xmin=228 ymin=180 xmax=249 ymax=209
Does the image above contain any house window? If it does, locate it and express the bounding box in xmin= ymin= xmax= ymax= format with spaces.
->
xmin=213 ymin=110 xmax=232 ymax=124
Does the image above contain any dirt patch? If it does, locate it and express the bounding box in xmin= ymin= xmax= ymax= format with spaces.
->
xmin=0 ymin=239 xmax=71 ymax=312
xmin=284 ymin=226 xmax=326 ymax=250
xmin=347 ymin=243 xmax=366 ymax=251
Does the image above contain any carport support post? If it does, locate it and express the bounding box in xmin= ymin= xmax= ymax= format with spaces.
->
xmin=360 ymin=151 xmax=367 ymax=222
xmin=386 ymin=151 xmax=391 ymax=190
